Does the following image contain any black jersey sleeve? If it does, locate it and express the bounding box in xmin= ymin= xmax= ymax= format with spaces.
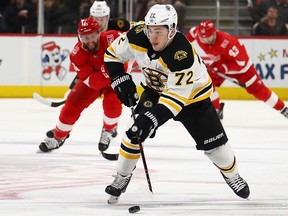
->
xmin=161 ymin=32 xmax=194 ymax=72
xmin=108 ymin=18 xmax=130 ymax=32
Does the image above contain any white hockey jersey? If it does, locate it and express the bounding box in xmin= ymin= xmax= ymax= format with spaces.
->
xmin=104 ymin=24 xmax=213 ymax=117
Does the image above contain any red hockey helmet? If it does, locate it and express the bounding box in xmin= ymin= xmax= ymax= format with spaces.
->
xmin=77 ymin=16 xmax=99 ymax=35
xmin=198 ymin=20 xmax=216 ymax=38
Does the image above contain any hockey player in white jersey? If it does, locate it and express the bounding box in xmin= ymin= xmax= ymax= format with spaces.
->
xmin=104 ymin=4 xmax=250 ymax=203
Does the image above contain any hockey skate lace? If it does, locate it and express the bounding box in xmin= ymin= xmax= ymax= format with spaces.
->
xmin=111 ymin=174 xmax=130 ymax=189
xmin=227 ymin=174 xmax=246 ymax=192
xmin=44 ymin=137 xmax=60 ymax=149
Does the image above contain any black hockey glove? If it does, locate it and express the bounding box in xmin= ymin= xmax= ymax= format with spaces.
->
xmin=126 ymin=111 xmax=158 ymax=143
xmin=111 ymin=73 xmax=138 ymax=107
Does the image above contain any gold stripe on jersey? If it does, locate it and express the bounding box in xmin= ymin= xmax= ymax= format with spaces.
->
xmin=119 ymin=138 xmax=141 ymax=160
xmin=159 ymin=77 xmax=213 ymax=114
xmin=162 ymin=89 xmax=188 ymax=103
xmin=159 ymin=89 xmax=187 ymax=114
xmin=104 ymin=46 xmax=119 ymax=61
xmin=159 ymin=97 xmax=182 ymax=114
xmin=158 ymin=57 xmax=168 ymax=69
xmin=187 ymin=77 xmax=213 ymax=104
xmin=130 ymin=43 xmax=148 ymax=53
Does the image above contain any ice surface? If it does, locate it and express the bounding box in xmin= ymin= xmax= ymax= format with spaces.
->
xmin=0 ymin=98 xmax=288 ymax=215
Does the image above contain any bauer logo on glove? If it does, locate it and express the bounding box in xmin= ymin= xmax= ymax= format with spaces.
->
xmin=110 ymin=73 xmax=138 ymax=107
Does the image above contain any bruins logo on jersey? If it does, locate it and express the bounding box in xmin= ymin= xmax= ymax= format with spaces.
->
xmin=143 ymin=67 xmax=168 ymax=93
xmin=135 ymin=24 xmax=145 ymax=34
xmin=174 ymin=50 xmax=188 ymax=61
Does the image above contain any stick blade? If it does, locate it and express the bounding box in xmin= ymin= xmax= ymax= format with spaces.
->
xmin=138 ymin=183 xmax=154 ymax=200
xmin=101 ymin=151 xmax=119 ymax=161
xmin=33 ymin=92 xmax=66 ymax=107
xmin=33 ymin=92 xmax=52 ymax=106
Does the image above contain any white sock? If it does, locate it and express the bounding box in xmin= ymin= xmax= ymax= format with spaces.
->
xmin=204 ymin=143 xmax=238 ymax=178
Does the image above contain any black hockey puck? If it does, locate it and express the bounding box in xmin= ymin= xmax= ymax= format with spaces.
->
xmin=128 ymin=205 xmax=140 ymax=213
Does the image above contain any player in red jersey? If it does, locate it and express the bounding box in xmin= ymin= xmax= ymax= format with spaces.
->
xmin=186 ymin=20 xmax=288 ymax=120
xmin=64 ymin=0 xmax=131 ymax=96
xmin=49 ymin=1 xmax=131 ymax=104
xmin=38 ymin=17 xmax=123 ymax=153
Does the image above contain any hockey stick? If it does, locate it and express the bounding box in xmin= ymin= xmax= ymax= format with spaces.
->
xmin=215 ymin=72 xmax=246 ymax=88
xmin=100 ymin=65 xmax=141 ymax=161
xmin=129 ymin=98 xmax=153 ymax=194
xmin=33 ymin=64 xmax=139 ymax=108
xmin=33 ymin=92 xmax=66 ymax=107
xmin=33 ymin=75 xmax=79 ymax=108
xmin=101 ymin=151 xmax=119 ymax=161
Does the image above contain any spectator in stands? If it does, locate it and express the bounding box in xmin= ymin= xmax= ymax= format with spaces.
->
xmin=252 ymin=6 xmax=288 ymax=35
xmin=3 ymin=0 xmax=37 ymax=33
xmin=26 ymin=0 xmax=38 ymax=33
xmin=0 ymin=0 xmax=10 ymax=11
xmin=48 ymin=0 xmax=77 ymax=33
xmin=173 ymin=0 xmax=186 ymax=32
xmin=68 ymin=2 xmax=90 ymax=34
xmin=43 ymin=0 xmax=56 ymax=33
xmin=265 ymin=0 xmax=288 ymax=24
xmin=247 ymin=0 xmax=266 ymax=24
xmin=248 ymin=0 xmax=288 ymax=25
xmin=134 ymin=0 xmax=148 ymax=21
xmin=0 ymin=12 xmax=6 ymax=32
xmin=78 ymin=2 xmax=90 ymax=19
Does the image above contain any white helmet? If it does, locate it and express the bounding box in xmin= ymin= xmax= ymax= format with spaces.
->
xmin=145 ymin=4 xmax=178 ymax=33
xmin=90 ymin=1 xmax=110 ymax=17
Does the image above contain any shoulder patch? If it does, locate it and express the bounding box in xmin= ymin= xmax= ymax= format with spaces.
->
xmin=174 ymin=50 xmax=188 ymax=61
xmin=127 ymin=24 xmax=150 ymax=49
xmin=135 ymin=24 xmax=145 ymax=34
xmin=160 ymin=33 xmax=194 ymax=72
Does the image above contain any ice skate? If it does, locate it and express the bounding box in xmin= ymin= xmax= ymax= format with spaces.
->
xmin=98 ymin=127 xmax=117 ymax=152
xmin=38 ymin=130 xmax=68 ymax=153
xmin=105 ymin=173 xmax=132 ymax=204
xmin=216 ymin=102 xmax=225 ymax=120
xmin=281 ymin=107 xmax=288 ymax=118
xmin=221 ymin=172 xmax=250 ymax=199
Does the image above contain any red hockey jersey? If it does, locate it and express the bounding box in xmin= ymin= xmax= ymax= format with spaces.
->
xmin=70 ymin=30 xmax=121 ymax=90
xmin=186 ymin=27 xmax=252 ymax=75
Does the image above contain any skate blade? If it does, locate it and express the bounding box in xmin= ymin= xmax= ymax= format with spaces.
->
xmin=138 ymin=183 xmax=154 ymax=200
xmin=107 ymin=195 xmax=119 ymax=204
